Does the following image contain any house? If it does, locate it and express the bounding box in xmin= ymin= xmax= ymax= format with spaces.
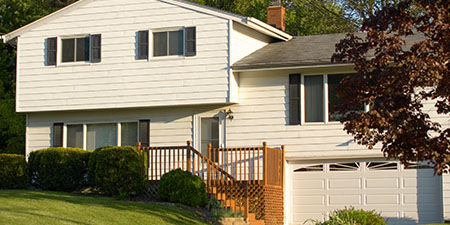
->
xmin=2 ymin=0 xmax=448 ymax=224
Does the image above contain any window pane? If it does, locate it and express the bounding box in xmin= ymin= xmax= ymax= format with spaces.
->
xmin=153 ymin=32 xmax=167 ymax=57
xmin=169 ymin=30 xmax=183 ymax=56
xmin=87 ymin=123 xmax=117 ymax=150
xmin=121 ymin=122 xmax=138 ymax=146
xmin=328 ymin=74 xmax=346 ymax=121
xmin=305 ymin=75 xmax=324 ymax=122
xmin=67 ymin=125 xmax=83 ymax=148
xmin=62 ymin=39 xmax=75 ymax=62
xmin=76 ymin=37 xmax=90 ymax=62
xmin=201 ymin=118 xmax=219 ymax=155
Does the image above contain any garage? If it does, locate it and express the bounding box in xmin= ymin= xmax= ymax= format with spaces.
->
xmin=288 ymin=160 xmax=443 ymax=225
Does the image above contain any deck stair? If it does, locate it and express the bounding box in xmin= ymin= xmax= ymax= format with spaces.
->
xmin=137 ymin=141 xmax=284 ymax=225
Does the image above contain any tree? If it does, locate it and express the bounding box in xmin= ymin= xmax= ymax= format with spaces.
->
xmin=0 ymin=0 xmax=50 ymax=154
xmin=192 ymin=0 xmax=355 ymax=35
xmin=332 ymin=0 xmax=449 ymax=174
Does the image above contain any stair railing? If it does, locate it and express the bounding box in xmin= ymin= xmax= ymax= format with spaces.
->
xmin=137 ymin=141 xmax=249 ymax=219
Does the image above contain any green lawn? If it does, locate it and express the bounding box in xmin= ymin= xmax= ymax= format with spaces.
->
xmin=0 ymin=190 xmax=209 ymax=225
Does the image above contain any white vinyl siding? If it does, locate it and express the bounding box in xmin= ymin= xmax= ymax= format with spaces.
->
xmin=17 ymin=0 xmax=232 ymax=112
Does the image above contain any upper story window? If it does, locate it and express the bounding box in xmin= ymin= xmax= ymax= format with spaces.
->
xmin=289 ymin=73 xmax=365 ymax=125
xmin=46 ymin=34 xmax=101 ymax=66
xmin=137 ymin=27 xmax=196 ymax=60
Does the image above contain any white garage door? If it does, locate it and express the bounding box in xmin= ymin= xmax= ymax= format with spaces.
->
xmin=289 ymin=160 xmax=443 ymax=225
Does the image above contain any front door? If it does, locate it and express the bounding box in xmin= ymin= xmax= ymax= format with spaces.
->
xmin=200 ymin=117 xmax=219 ymax=156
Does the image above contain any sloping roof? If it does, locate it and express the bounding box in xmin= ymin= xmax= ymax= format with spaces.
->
xmin=232 ymin=32 xmax=425 ymax=71
xmin=2 ymin=0 xmax=291 ymax=45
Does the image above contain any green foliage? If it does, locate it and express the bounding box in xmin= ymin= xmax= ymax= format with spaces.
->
xmin=206 ymin=198 xmax=241 ymax=218
xmin=0 ymin=154 xmax=27 ymax=189
xmin=191 ymin=0 xmax=355 ymax=35
xmin=158 ymin=168 xmax=208 ymax=207
xmin=28 ymin=148 xmax=90 ymax=191
xmin=88 ymin=146 xmax=145 ymax=197
xmin=313 ymin=207 xmax=386 ymax=225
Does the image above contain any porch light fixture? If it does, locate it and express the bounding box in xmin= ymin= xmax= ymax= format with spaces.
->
xmin=223 ymin=109 xmax=234 ymax=120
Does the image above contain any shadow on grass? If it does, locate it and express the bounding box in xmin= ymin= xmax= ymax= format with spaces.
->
xmin=0 ymin=190 xmax=204 ymax=225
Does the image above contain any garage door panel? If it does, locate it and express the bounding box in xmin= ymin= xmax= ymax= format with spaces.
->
xmin=365 ymin=178 xmax=399 ymax=188
xmin=292 ymin=195 xmax=325 ymax=206
xmin=329 ymin=195 xmax=361 ymax=205
xmin=289 ymin=161 xmax=442 ymax=225
xmin=366 ymin=194 xmax=400 ymax=204
xmin=293 ymin=179 xmax=325 ymax=189
xmin=328 ymin=179 xmax=361 ymax=189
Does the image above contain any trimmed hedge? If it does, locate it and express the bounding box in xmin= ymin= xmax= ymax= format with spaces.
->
xmin=89 ymin=146 xmax=145 ymax=197
xmin=314 ymin=207 xmax=386 ymax=225
xmin=158 ymin=168 xmax=208 ymax=207
xmin=28 ymin=148 xmax=90 ymax=192
xmin=0 ymin=154 xmax=28 ymax=189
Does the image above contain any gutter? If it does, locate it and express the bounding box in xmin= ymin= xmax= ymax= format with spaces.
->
xmin=247 ymin=17 xmax=292 ymax=41
xmin=232 ymin=63 xmax=353 ymax=72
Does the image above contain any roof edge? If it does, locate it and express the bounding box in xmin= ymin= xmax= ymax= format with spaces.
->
xmin=3 ymin=0 xmax=94 ymax=44
xmin=3 ymin=0 xmax=292 ymax=44
xmin=232 ymin=63 xmax=353 ymax=72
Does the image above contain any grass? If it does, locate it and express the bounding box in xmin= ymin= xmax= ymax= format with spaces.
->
xmin=0 ymin=190 xmax=209 ymax=225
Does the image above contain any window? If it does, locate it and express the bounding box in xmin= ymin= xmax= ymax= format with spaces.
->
xmin=57 ymin=121 xmax=145 ymax=150
xmin=289 ymin=73 xmax=364 ymax=124
xmin=53 ymin=123 xmax=64 ymax=147
xmin=121 ymin=122 xmax=138 ymax=146
xmin=139 ymin=120 xmax=150 ymax=147
xmin=48 ymin=34 xmax=101 ymax=66
xmin=153 ymin=30 xmax=183 ymax=57
xmin=304 ymin=75 xmax=324 ymax=122
xmin=137 ymin=27 xmax=196 ymax=59
xmin=62 ymin=37 xmax=90 ymax=62
xmin=201 ymin=118 xmax=219 ymax=156
xmin=67 ymin=125 xmax=83 ymax=148
xmin=87 ymin=123 xmax=117 ymax=150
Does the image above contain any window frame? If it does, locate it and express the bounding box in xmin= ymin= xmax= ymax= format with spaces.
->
xmin=152 ymin=27 xmax=185 ymax=58
xmin=295 ymin=73 xmax=367 ymax=125
xmin=61 ymin=121 xmax=140 ymax=150
xmin=137 ymin=27 xmax=196 ymax=61
xmin=59 ymin=35 xmax=91 ymax=64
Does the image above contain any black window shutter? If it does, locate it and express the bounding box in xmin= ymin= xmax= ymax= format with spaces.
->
xmin=53 ymin=123 xmax=64 ymax=147
xmin=90 ymin=34 xmax=101 ymax=63
xmin=138 ymin=31 xmax=149 ymax=60
xmin=139 ymin=120 xmax=150 ymax=147
xmin=185 ymin=27 xmax=196 ymax=57
xmin=47 ymin=37 xmax=57 ymax=66
xmin=289 ymin=74 xmax=301 ymax=125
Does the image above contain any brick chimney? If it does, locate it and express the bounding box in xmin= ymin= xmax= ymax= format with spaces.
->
xmin=267 ymin=0 xmax=286 ymax=31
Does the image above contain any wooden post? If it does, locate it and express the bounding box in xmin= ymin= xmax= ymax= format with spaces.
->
xmin=187 ymin=141 xmax=191 ymax=173
xmin=244 ymin=183 xmax=249 ymax=220
xmin=207 ymin=144 xmax=212 ymax=191
xmin=281 ymin=145 xmax=285 ymax=188
xmin=263 ymin=142 xmax=268 ymax=186
xmin=137 ymin=142 xmax=145 ymax=180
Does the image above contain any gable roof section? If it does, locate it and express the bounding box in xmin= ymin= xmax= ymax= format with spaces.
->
xmin=232 ymin=32 xmax=425 ymax=71
xmin=1 ymin=0 xmax=291 ymax=45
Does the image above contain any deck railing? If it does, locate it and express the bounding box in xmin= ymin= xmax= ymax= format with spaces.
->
xmin=137 ymin=141 xmax=285 ymax=222
xmin=209 ymin=142 xmax=284 ymax=186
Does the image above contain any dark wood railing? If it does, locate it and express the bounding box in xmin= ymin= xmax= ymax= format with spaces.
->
xmin=209 ymin=142 xmax=284 ymax=187
xmin=137 ymin=141 xmax=250 ymax=218
xmin=137 ymin=141 xmax=285 ymax=222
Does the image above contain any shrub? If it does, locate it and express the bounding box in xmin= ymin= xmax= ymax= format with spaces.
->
xmin=158 ymin=168 xmax=208 ymax=207
xmin=89 ymin=146 xmax=145 ymax=198
xmin=0 ymin=154 xmax=28 ymax=189
xmin=28 ymin=148 xmax=90 ymax=192
xmin=314 ymin=207 xmax=386 ymax=225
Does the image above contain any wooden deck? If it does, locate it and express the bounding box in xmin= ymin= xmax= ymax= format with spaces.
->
xmin=137 ymin=141 xmax=285 ymax=225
